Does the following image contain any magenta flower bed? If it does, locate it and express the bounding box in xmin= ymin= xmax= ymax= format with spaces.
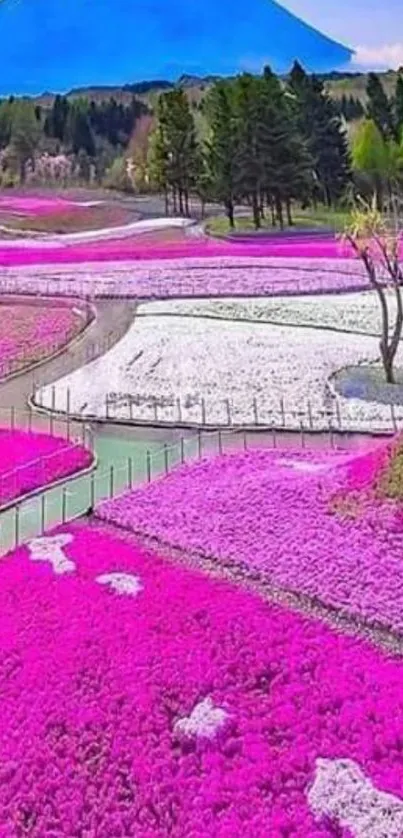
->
xmin=0 ymin=195 xmax=83 ymax=216
xmin=96 ymin=444 xmax=403 ymax=636
xmin=0 ymin=235 xmax=357 ymax=266
xmin=2 ymin=520 xmax=403 ymax=835
xmin=0 ymin=301 xmax=87 ymax=377
xmin=0 ymin=429 xmax=92 ymax=505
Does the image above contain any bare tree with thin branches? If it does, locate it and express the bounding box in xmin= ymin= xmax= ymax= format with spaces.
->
xmin=345 ymin=196 xmax=403 ymax=384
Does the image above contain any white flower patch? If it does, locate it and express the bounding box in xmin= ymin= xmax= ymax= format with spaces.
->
xmin=308 ymin=758 xmax=403 ymax=838
xmin=28 ymin=534 xmax=75 ymax=575
xmin=96 ymin=572 xmax=143 ymax=597
xmin=278 ymin=459 xmax=330 ymax=473
xmin=36 ymin=310 xmax=403 ymax=432
xmin=141 ymin=290 xmax=391 ymax=337
xmin=173 ymin=697 xmax=228 ymax=739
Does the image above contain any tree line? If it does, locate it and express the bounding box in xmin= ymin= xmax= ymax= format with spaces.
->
xmin=148 ymin=62 xmax=351 ymax=228
xmin=352 ymin=72 xmax=403 ymax=210
xmin=0 ymin=93 xmax=147 ymax=185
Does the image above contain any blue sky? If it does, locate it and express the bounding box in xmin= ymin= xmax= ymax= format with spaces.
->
xmin=282 ymin=0 xmax=403 ymax=68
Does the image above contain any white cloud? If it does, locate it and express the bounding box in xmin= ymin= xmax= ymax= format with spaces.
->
xmin=351 ymin=43 xmax=403 ymax=70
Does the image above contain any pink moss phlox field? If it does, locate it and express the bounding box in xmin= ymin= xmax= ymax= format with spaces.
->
xmin=0 ymin=235 xmax=357 ymax=266
xmin=97 ymin=443 xmax=403 ymax=635
xmin=0 ymin=195 xmax=84 ymax=217
xmin=0 ymin=258 xmax=367 ymax=298
xmin=2 ymin=521 xmax=403 ymax=835
xmin=0 ymin=302 xmax=86 ymax=377
xmin=0 ymin=429 xmax=92 ymax=504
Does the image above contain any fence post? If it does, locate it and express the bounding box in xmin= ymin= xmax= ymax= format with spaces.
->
xmin=218 ymin=429 xmax=223 ymax=455
xmin=225 ymin=399 xmax=231 ymax=427
xmin=41 ymin=493 xmax=46 ymax=535
xmin=336 ymin=399 xmax=342 ymax=429
xmin=307 ymin=401 xmax=313 ymax=431
xmin=328 ymin=418 xmax=335 ymax=450
xmin=128 ymin=457 xmax=133 ymax=490
xmin=146 ymin=450 xmax=151 ymax=483
xmin=164 ymin=443 xmax=169 ymax=474
xmin=90 ymin=472 xmax=95 ymax=508
xmin=14 ymin=504 xmax=20 ymax=548
xmin=300 ymin=420 xmax=305 ymax=449
xmin=153 ymin=401 xmax=158 ymax=423
xmin=180 ymin=437 xmax=185 ymax=464
xmin=243 ymin=430 xmax=248 ymax=451
xmin=253 ymin=397 xmax=259 ymax=426
xmin=81 ymin=423 xmax=86 ymax=447
xmin=28 ymin=405 xmax=32 ymax=433
xmin=280 ymin=398 xmax=285 ymax=427
xmin=105 ymin=394 xmax=109 ymax=420
xmin=109 ymin=465 xmax=114 ymax=499
xmin=51 ymin=386 xmax=56 ymax=412
xmin=129 ymin=399 xmax=133 ymax=422
xmin=271 ymin=425 xmax=277 ymax=448
xmin=391 ymin=403 xmax=398 ymax=433
xmin=198 ymin=429 xmax=202 ymax=459
xmin=62 ymin=487 xmax=67 ymax=524
xmin=10 ymin=406 xmax=15 ymax=432
xmin=50 ymin=413 xmax=54 ymax=436
xmin=66 ymin=388 xmax=71 ymax=422
xmin=201 ymin=398 xmax=206 ymax=426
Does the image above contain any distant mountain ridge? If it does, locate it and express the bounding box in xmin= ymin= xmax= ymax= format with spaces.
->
xmin=0 ymin=0 xmax=353 ymax=96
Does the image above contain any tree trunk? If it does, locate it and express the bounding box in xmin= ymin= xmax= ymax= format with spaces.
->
xmin=275 ymin=194 xmax=284 ymax=230
xmin=252 ymin=192 xmax=261 ymax=230
xmin=172 ymin=188 xmax=178 ymax=215
xmin=269 ymin=196 xmax=276 ymax=227
xmin=382 ymin=346 xmax=395 ymax=384
xmin=226 ymin=200 xmax=235 ymax=229
xmin=286 ymin=198 xmax=293 ymax=227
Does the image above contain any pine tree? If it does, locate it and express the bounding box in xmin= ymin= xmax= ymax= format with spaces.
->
xmin=289 ymin=61 xmax=351 ymax=207
xmin=366 ymin=72 xmax=395 ymax=140
xmin=154 ymin=89 xmax=200 ymax=215
xmin=10 ymin=101 xmax=41 ymax=182
xmin=65 ymin=101 xmax=95 ymax=158
xmin=204 ymin=80 xmax=238 ymax=227
xmin=395 ymin=73 xmax=403 ymax=139
xmin=232 ymin=73 xmax=264 ymax=229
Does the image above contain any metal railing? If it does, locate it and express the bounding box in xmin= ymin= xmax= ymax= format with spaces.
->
xmin=33 ymin=385 xmax=403 ymax=437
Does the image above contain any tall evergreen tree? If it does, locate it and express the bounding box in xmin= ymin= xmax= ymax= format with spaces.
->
xmin=366 ymin=72 xmax=395 ymax=140
xmin=395 ymin=73 xmax=403 ymax=139
xmin=155 ymin=89 xmax=200 ymax=215
xmin=204 ymin=80 xmax=238 ymax=227
xmin=289 ymin=61 xmax=351 ymax=207
xmin=10 ymin=101 xmax=41 ymax=182
xmin=232 ymin=73 xmax=264 ymax=228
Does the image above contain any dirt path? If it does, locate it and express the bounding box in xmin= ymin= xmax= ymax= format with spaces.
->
xmin=0 ymin=299 xmax=137 ymax=409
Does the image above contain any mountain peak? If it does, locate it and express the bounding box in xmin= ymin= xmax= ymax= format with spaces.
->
xmin=0 ymin=0 xmax=353 ymax=96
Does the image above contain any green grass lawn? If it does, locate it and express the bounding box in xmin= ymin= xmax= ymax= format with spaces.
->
xmin=205 ymin=206 xmax=352 ymax=237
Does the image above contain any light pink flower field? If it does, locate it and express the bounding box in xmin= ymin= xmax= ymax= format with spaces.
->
xmin=0 ymin=300 xmax=88 ymax=378
xmin=2 ymin=520 xmax=403 ymax=836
